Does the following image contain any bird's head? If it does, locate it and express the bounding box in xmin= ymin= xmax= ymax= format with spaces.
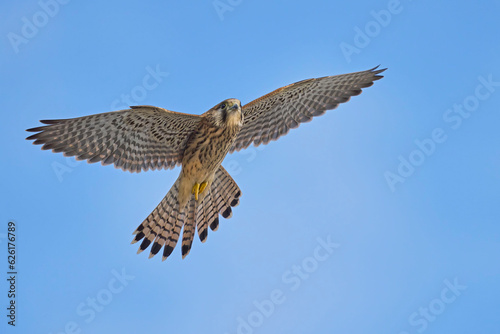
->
xmin=208 ymin=98 xmax=243 ymax=129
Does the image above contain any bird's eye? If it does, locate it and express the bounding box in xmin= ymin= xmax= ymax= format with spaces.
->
xmin=220 ymin=103 xmax=226 ymax=110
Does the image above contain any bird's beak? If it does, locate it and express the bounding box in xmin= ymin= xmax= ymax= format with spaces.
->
xmin=230 ymin=103 xmax=239 ymax=111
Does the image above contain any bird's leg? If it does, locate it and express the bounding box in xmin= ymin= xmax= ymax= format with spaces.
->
xmin=192 ymin=183 xmax=200 ymax=201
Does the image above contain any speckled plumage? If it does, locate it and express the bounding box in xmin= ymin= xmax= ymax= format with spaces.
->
xmin=26 ymin=67 xmax=385 ymax=260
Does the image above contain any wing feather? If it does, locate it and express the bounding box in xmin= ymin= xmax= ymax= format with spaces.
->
xmin=230 ymin=66 xmax=385 ymax=153
xmin=26 ymin=105 xmax=202 ymax=173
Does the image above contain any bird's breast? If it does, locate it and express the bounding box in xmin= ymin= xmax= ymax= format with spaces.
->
xmin=181 ymin=124 xmax=240 ymax=181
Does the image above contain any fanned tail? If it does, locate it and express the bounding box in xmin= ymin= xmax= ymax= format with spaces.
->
xmin=131 ymin=165 xmax=242 ymax=260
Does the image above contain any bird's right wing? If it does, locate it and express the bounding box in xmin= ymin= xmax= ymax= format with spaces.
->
xmin=26 ymin=105 xmax=202 ymax=173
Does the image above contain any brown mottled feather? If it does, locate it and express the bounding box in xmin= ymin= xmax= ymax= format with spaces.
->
xmin=27 ymin=67 xmax=385 ymax=261
xmin=181 ymin=199 xmax=196 ymax=258
xmin=230 ymin=66 xmax=386 ymax=153
xmin=26 ymin=106 xmax=202 ymax=173
xmin=133 ymin=166 xmax=241 ymax=260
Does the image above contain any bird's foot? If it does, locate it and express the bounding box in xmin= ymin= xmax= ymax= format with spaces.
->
xmin=192 ymin=183 xmax=200 ymax=201
xmin=199 ymin=181 xmax=208 ymax=194
xmin=192 ymin=181 xmax=209 ymax=201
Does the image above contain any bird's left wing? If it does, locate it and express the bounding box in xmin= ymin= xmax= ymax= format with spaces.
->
xmin=229 ymin=66 xmax=385 ymax=153
xmin=26 ymin=106 xmax=202 ymax=173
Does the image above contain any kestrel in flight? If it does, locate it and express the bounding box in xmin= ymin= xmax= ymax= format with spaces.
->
xmin=26 ymin=66 xmax=385 ymax=260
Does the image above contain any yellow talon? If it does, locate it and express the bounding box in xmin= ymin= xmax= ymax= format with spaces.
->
xmin=192 ymin=183 xmax=200 ymax=201
xmin=199 ymin=181 xmax=208 ymax=194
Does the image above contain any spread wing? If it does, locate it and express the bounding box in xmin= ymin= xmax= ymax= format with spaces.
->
xmin=26 ymin=105 xmax=202 ymax=173
xmin=230 ymin=66 xmax=386 ymax=153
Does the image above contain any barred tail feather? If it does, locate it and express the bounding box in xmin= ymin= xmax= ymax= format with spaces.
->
xmin=131 ymin=177 xmax=181 ymax=256
xmin=181 ymin=200 xmax=196 ymax=258
xmin=131 ymin=165 xmax=242 ymax=260
xmin=196 ymin=197 xmax=208 ymax=243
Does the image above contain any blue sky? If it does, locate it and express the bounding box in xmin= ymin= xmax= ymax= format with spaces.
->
xmin=1 ymin=0 xmax=499 ymax=333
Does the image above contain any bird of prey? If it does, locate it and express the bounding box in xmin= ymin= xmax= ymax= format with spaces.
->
xmin=26 ymin=66 xmax=385 ymax=261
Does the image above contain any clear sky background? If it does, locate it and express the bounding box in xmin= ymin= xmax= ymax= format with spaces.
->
xmin=1 ymin=1 xmax=499 ymax=333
